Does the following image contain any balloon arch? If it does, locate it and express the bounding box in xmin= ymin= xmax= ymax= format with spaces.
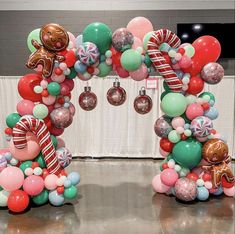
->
xmin=0 ymin=17 xmax=234 ymax=213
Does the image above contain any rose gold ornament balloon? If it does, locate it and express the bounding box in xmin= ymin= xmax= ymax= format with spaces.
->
xmin=107 ymin=79 xmax=126 ymax=106
xmin=134 ymin=87 xmax=152 ymax=114
xmin=79 ymin=86 xmax=97 ymax=111
xmin=50 ymin=107 xmax=73 ymax=129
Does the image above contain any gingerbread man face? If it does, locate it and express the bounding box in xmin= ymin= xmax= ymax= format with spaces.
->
xmin=202 ymin=139 xmax=228 ymax=164
xmin=40 ymin=23 xmax=69 ymax=52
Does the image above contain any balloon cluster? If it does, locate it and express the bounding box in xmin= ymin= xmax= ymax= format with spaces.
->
xmin=1 ymin=23 xmax=80 ymax=213
xmin=151 ymin=31 xmax=235 ymax=201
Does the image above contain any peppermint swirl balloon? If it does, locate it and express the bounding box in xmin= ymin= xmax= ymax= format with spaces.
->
xmin=56 ymin=147 xmax=72 ymax=168
xmin=77 ymin=42 xmax=100 ymax=65
xmin=190 ymin=116 xmax=213 ymax=138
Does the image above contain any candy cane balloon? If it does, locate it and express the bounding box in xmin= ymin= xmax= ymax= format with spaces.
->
xmin=12 ymin=116 xmax=62 ymax=175
xmin=147 ymin=29 xmax=183 ymax=92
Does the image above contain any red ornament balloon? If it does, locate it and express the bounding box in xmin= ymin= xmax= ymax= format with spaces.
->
xmin=192 ymin=36 xmax=221 ymax=66
xmin=79 ymin=86 xmax=97 ymax=111
xmin=7 ymin=190 xmax=30 ymax=213
xmin=134 ymin=88 xmax=152 ymax=114
xmin=18 ymin=74 xmax=42 ymax=102
xmin=160 ymin=138 xmax=174 ymax=152
xmin=186 ymin=172 xmax=199 ymax=182
xmin=187 ymin=76 xmax=204 ymax=95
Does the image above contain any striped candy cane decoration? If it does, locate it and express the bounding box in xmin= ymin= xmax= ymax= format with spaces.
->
xmin=147 ymin=29 xmax=183 ymax=92
xmin=13 ymin=116 xmax=62 ymax=175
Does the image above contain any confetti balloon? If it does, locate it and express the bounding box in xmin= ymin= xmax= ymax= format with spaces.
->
xmin=56 ymin=147 xmax=72 ymax=168
xmin=154 ymin=115 xmax=173 ymax=137
xmin=174 ymin=178 xmax=197 ymax=202
xmin=201 ymin=62 xmax=224 ymax=84
xmin=190 ymin=116 xmax=213 ymax=138
xmin=77 ymin=42 xmax=100 ymax=65
xmin=112 ymin=28 xmax=134 ymax=52
xmin=50 ymin=107 xmax=73 ymax=129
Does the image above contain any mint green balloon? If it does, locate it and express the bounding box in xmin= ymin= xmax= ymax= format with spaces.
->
xmin=20 ymin=160 xmax=33 ymax=173
xmin=47 ymin=82 xmax=61 ymax=96
xmin=27 ymin=28 xmax=42 ymax=53
xmin=120 ymin=49 xmax=142 ymax=71
xmin=186 ymin=95 xmax=197 ymax=105
xmin=179 ymin=167 xmax=190 ymax=177
xmin=83 ymin=22 xmax=112 ymax=54
xmin=143 ymin=31 xmax=153 ymax=51
xmin=32 ymin=189 xmax=49 ymax=205
xmin=161 ymin=93 xmax=187 ymax=117
xmin=0 ymin=190 xmax=9 ymax=207
xmin=172 ymin=139 xmax=202 ymax=169
xmin=97 ymin=62 xmax=112 ymax=77
xmin=33 ymin=104 xmax=48 ymax=119
xmin=6 ymin=113 xmax=21 ymax=128
xmin=168 ymin=130 xmax=181 ymax=143
xmin=64 ymin=185 xmax=78 ymax=199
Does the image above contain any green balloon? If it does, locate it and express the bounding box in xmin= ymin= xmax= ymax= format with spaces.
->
xmin=20 ymin=161 xmax=33 ymax=173
xmin=27 ymin=28 xmax=42 ymax=53
xmin=168 ymin=130 xmax=181 ymax=143
xmin=35 ymin=153 xmax=46 ymax=168
xmin=163 ymin=81 xmax=171 ymax=91
xmin=179 ymin=167 xmax=190 ymax=177
xmin=120 ymin=49 xmax=142 ymax=71
xmin=47 ymin=82 xmax=61 ymax=96
xmin=67 ymin=67 xmax=77 ymax=79
xmin=33 ymin=104 xmax=48 ymax=119
xmin=143 ymin=31 xmax=153 ymax=51
xmin=64 ymin=185 xmax=78 ymax=199
xmin=167 ymin=154 xmax=173 ymax=161
xmin=51 ymin=135 xmax=58 ymax=148
xmin=0 ymin=186 xmax=3 ymax=191
xmin=32 ymin=189 xmax=49 ymax=205
xmin=83 ymin=22 xmax=112 ymax=54
xmin=6 ymin=113 xmax=21 ymax=128
xmin=161 ymin=93 xmax=187 ymax=117
xmin=172 ymin=139 xmax=202 ymax=169
xmin=160 ymin=91 xmax=170 ymax=101
xmin=199 ymin=92 xmax=215 ymax=102
xmin=144 ymin=54 xmax=152 ymax=68
xmin=97 ymin=62 xmax=112 ymax=77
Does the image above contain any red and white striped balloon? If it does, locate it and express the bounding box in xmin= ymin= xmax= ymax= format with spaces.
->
xmin=147 ymin=29 xmax=183 ymax=92
xmin=12 ymin=116 xmax=62 ymax=175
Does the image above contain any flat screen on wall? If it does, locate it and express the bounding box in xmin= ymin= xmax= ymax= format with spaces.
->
xmin=177 ymin=23 xmax=234 ymax=58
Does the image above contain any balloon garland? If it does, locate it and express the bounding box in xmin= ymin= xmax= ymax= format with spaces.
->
xmin=0 ymin=17 xmax=234 ymax=213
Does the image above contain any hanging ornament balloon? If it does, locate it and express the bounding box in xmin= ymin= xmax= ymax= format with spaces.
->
xmin=78 ymin=85 xmax=97 ymax=111
xmin=134 ymin=87 xmax=152 ymax=114
xmin=107 ymin=78 xmax=126 ymax=106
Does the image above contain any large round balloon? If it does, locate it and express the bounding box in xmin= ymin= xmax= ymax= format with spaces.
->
xmin=172 ymin=139 xmax=202 ymax=169
xmin=201 ymin=62 xmax=224 ymax=84
xmin=190 ymin=116 xmax=213 ymax=138
xmin=112 ymin=28 xmax=134 ymax=52
xmin=77 ymin=42 xmax=100 ymax=65
xmin=18 ymin=74 xmax=42 ymax=102
xmin=7 ymin=190 xmax=29 ymax=213
xmin=120 ymin=49 xmax=142 ymax=71
xmin=161 ymin=93 xmax=187 ymax=117
xmin=83 ymin=22 xmax=112 ymax=54
xmin=192 ymin=36 xmax=221 ymax=66
xmin=154 ymin=115 xmax=173 ymax=137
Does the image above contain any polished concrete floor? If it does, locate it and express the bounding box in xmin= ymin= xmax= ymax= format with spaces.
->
xmin=0 ymin=160 xmax=234 ymax=234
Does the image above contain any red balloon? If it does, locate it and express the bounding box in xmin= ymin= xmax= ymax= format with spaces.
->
xmin=64 ymin=50 xmax=76 ymax=67
xmin=8 ymin=190 xmax=29 ymax=213
xmin=50 ymin=125 xmax=64 ymax=136
xmin=202 ymin=173 xmax=212 ymax=181
xmin=42 ymin=168 xmax=49 ymax=179
xmin=192 ymin=36 xmax=221 ymax=66
xmin=181 ymin=55 xmax=203 ymax=76
xmin=181 ymin=133 xmax=188 ymax=141
xmin=186 ymin=172 xmax=199 ymax=182
xmin=187 ymin=76 xmax=204 ymax=95
xmin=160 ymin=138 xmax=174 ymax=152
xmin=55 ymin=68 xmax=63 ymax=76
xmin=221 ymin=176 xmax=235 ymax=188
xmin=111 ymin=47 xmax=122 ymax=66
xmin=62 ymin=79 xmax=74 ymax=91
xmin=18 ymin=74 xmax=42 ymax=102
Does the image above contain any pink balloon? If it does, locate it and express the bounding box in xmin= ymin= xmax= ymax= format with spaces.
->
xmin=116 ymin=66 xmax=129 ymax=78
xmin=132 ymin=37 xmax=143 ymax=50
xmin=223 ymin=186 xmax=235 ymax=197
xmin=127 ymin=17 xmax=153 ymax=40
xmin=0 ymin=166 xmax=24 ymax=191
xmin=186 ymin=103 xmax=204 ymax=120
xmin=179 ymin=43 xmax=191 ymax=49
xmin=67 ymin=31 xmax=76 ymax=48
xmin=196 ymin=136 xmax=208 ymax=142
xmin=9 ymin=132 xmax=41 ymax=161
xmin=51 ymin=73 xmax=66 ymax=83
xmin=57 ymin=137 xmax=66 ymax=149
xmin=42 ymin=95 xmax=56 ymax=105
xmin=130 ymin=64 xmax=148 ymax=81
xmin=152 ymin=174 xmax=170 ymax=193
xmin=44 ymin=174 xmax=58 ymax=190
xmin=159 ymin=147 xmax=169 ymax=158
xmin=160 ymin=168 xmax=179 ymax=186
xmin=60 ymin=83 xmax=70 ymax=96
xmin=68 ymin=102 xmax=76 ymax=116
xmin=63 ymin=79 xmax=74 ymax=91
xmin=172 ymin=63 xmax=180 ymax=70
xmin=171 ymin=117 xmax=185 ymax=129
xmin=179 ymin=55 xmax=192 ymax=69
xmin=0 ymin=148 xmax=10 ymax=154
xmin=34 ymin=64 xmax=43 ymax=72
xmin=16 ymin=99 xmax=35 ymax=116
xmin=23 ymin=175 xmax=44 ymax=196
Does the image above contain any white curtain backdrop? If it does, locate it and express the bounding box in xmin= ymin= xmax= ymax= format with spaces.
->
xmin=0 ymin=76 xmax=234 ymax=158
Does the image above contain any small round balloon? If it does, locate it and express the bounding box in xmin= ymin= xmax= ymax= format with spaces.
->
xmin=154 ymin=115 xmax=173 ymax=137
xmin=201 ymin=62 xmax=224 ymax=84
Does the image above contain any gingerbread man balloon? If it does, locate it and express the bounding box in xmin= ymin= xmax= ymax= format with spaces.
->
xmin=202 ymin=139 xmax=235 ymax=188
xmin=26 ymin=23 xmax=69 ymax=78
